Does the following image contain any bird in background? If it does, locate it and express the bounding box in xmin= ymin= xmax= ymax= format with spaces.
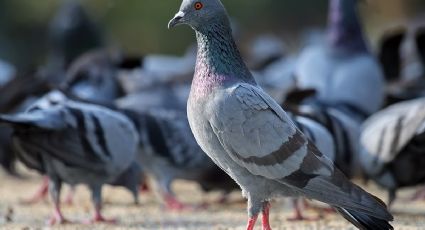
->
xmin=121 ymin=108 xmax=239 ymax=210
xmin=295 ymin=0 xmax=385 ymax=121
xmin=282 ymin=0 xmax=382 ymax=183
xmin=360 ymin=97 xmax=425 ymax=205
xmin=378 ymin=18 xmax=425 ymax=105
xmin=0 ymin=0 xmax=106 ymax=177
xmin=17 ymin=49 xmax=128 ymax=205
xmin=0 ymin=91 xmax=139 ymax=225
xmin=47 ymin=0 xmax=104 ymax=78
xmin=62 ymin=49 xmax=125 ymax=106
xmin=169 ymin=0 xmax=393 ymax=229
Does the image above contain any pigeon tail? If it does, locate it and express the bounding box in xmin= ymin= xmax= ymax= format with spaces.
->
xmin=334 ymin=207 xmax=393 ymax=230
xmin=0 ymin=114 xmax=63 ymax=130
xmin=0 ymin=114 xmax=34 ymax=127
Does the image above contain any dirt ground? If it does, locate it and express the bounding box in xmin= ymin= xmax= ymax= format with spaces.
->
xmin=1 ymin=167 xmax=425 ymax=230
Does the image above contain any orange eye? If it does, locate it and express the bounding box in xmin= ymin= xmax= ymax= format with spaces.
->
xmin=194 ymin=2 xmax=203 ymax=10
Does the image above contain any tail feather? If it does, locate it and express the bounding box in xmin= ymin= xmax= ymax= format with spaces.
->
xmin=0 ymin=114 xmax=31 ymax=126
xmin=0 ymin=113 xmax=65 ymax=130
xmin=334 ymin=207 xmax=393 ymax=230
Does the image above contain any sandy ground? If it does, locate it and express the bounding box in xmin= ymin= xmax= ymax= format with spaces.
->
xmin=1 ymin=167 xmax=425 ymax=230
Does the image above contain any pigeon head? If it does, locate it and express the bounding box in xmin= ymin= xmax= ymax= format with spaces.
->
xmin=169 ymin=0 xmax=255 ymax=91
xmin=327 ymin=0 xmax=368 ymax=52
xmin=168 ymin=0 xmax=229 ymax=30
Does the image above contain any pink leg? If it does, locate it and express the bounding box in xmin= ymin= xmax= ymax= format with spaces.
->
xmin=21 ymin=176 xmax=49 ymax=204
xmin=246 ymin=214 xmax=258 ymax=230
xmin=261 ymin=202 xmax=272 ymax=230
xmin=287 ymin=199 xmax=320 ymax=221
xmin=47 ymin=180 xmax=71 ymax=225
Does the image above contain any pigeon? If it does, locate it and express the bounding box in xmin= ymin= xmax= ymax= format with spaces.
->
xmin=378 ymin=20 xmax=425 ymax=105
xmin=295 ymin=0 xmax=385 ymax=119
xmin=63 ymin=49 xmax=125 ymax=106
xmin=168 ymin=0 xmax=393 ymax=229
xmin=48 ymin=0 xmax=103 ymax=69
xmin=19 ymin=49 xmax=129 ymax=204
xmin=122 ymin=108 xmax=239 ymax=210
xmin=360 ymin=97 xmax=425 ymax=205
xmin=0 ymin=91 xmax=139 ymax=224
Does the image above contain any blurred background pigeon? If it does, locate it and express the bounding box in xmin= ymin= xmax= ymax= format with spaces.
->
xmin=360 ymin=97 xmax=425 ymax=206
xmin=378 ymin=15 xmax=425 ymax=105
xmin=295 ymin=0 xmax=385 ymax=120
xmin=0 ymin=91 xmax=139 ymax=224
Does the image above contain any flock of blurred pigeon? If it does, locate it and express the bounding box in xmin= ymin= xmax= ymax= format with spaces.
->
xmin=0 ymin=0 xmax=424 ymax=229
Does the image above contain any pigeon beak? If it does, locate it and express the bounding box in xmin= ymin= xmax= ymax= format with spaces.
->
xmin=168 ymin=11 xmax=185 ymax=29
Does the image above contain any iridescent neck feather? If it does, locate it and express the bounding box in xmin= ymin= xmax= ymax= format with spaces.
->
xmin=192 ymin=20 xmax=255 ymax=96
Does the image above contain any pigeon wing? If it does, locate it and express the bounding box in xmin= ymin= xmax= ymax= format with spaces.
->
xmin=361 ymin=97 xmax=425 ymax=163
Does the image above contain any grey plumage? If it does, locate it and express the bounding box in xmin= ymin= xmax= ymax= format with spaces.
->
xmin=169 ymin=0 xmax=393 ymax=229
xmin=360 ymin=97 xmax=425 ymax=205
xmin=0 ymin=91 xmax=139 ymax=223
